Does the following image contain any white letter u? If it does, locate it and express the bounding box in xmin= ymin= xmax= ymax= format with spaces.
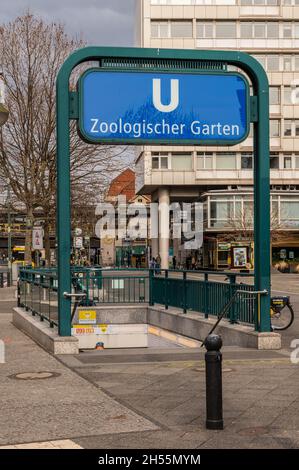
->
xmin=152 ymin=79 xmax=179 ymax=113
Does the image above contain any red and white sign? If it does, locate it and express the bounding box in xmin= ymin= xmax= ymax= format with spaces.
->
xmin=32 ymin=227 xmax=44 ymax=250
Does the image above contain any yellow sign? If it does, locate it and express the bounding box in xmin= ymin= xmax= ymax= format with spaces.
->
xmin=78 ymin=310 xmax=97 ymax=324
xmin=99 ymin=324 xmax=108 ymax=333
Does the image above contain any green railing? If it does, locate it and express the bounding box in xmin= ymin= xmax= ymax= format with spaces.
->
xmin=18 ymin=267 xmax=255 ymax=329
xmin=70 ymin=268 xmax=149 ymax=305
xmin=18 ymin=267 xmax=150 ymax=327
xmin=19 ymin=268 xmax=59 ymax=327
xmin=150 ymin=270 xmax=255 ymax=325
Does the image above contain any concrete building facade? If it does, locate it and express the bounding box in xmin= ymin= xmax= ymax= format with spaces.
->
xmin=135 ymin=0 xmax=299 ymax=271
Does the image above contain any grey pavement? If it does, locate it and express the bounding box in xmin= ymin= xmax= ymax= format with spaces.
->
xmin=58 ymin=347 xmax=299 ymax=449
xmin=0 ymin=304 xmax=157 ymax=447
xmin=0 ymin=275 xmax=299 ymax=449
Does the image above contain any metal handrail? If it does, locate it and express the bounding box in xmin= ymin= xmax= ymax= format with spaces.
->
xmin=236 ymin=289 xmax=268 ymax=295
xmin=63 ymin=292 xmax=87 ymax=299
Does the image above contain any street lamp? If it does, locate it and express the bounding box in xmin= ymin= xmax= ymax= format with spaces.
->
xmin=0 ymin=73 xmax=9 ymax=126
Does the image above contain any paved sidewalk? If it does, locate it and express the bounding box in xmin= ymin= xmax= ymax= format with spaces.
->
xmin=59 ymin=349 xmax=299 ymax=449
xmin=1 ymin=293 xmax=299 ymax=449
xmin=0 ymin=309 xmax=157 ymax=447
xmin=0 ymin=440 xmax=82 ymax=449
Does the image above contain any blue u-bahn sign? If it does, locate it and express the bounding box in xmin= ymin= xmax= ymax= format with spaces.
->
xmin=79 ymin=70 xmax=249 ymax=146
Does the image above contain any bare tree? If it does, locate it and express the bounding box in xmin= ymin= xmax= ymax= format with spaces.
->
xmin=219 ymin=199 xmax=285 ymax=244
xmin=0 ymin=14 xmax=129 ymax=265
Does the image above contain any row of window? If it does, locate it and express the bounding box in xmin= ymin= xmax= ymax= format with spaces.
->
xmin=268 ymin=120 xmax=299 ymax=138
xmin=232 ymin=120 xmax=299 ymax=138
xmin=152 ymin=152 xmax=299 ymax=170
xmin=151 ymin=0 xmax=298 ymax=5
xmin=151 ymin=20 xmax=299 ymax=39
xmin=199 ymin=152 xmax=299 ymax=169
xmin=269 ymin=86 xmax=299 ymax=105
xmin=148 ymin=120 xmax=299 ymax=140
xmin=206 ymin=194 xmax=299 ymax=229
xmin=252 ymin=55 xmax=299 ymax=72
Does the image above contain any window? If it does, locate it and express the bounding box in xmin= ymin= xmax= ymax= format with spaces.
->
xmin=161 ymin=157 xmax=169 ymax=169
xmin=210 ymin=200 xmax=234 ymax=227
xmin=216 ymin=153 xmax=236 ymax=169
xmin=197 ymin=152 xmax=213 ymax=170
xmin=284 ymin=120 xmax=299 ymax=137
xmin=171 ymin=152 xmax=192 ymax=170
xmin=241 ymin=22 xmax=278 ymax=39
xmin=270 ymin=120 xmax=280 ymax=138
xmin=255 ymin=23 xmax=266 ymax=38
xmin=295 ymin=23 xmax=299 ymax=39
xmin=252 ymin=55 xmax=266 ymax=68
xmin=215 ymin=22 xmax=236 ymax=38
xmin=284 ymin=120 xmax=292 ymax=137
xmin=284 ymin=155 xmax=292 ymax=169
xmin=295 ymin=156 xmax=299 ymax=169
xmin=240 ymin=23 xmax=252 ymax=38
xmin=283 ymin=23 xmax=292 ymax=39
xmin=151 ymin=21 xmax=169 ymax=38
xmin=267 ymin=55 xmax=280 ymax=71
xmin=241 ymin=153 xmax=253 ymax=170
xmin=241 ymin=0 xmax=278 ymax=3
xmin=270 ymin=153 xmax=279 ymax=169
xmin=152 ymin=157 xmax=159 ymax=169
xmin=284 ymin=87 xmax=292 ymax=104
xmin=270 ymin=87 xmax=280 ymax=105
xmin=151 ymin=22 xmax=159 ymax=38
xmin=267 ymin=23 xmax=279 ymax=39
xmin=171 ymin=21 xmax=193 ymax=38
xmin=295 ymin=56 xmax=299 ymax=71
xmin=281 ymin=201 xmax=299 ymax=222
xmin=283 ymin=56 xmax=292 ymax=72
xmin=152 ymin=153 xmax=169 ymax=169
xmin=197 ymin=22 xmax=213 ymax=38
xmin=243 ymin=201 xmax=254 ymax=224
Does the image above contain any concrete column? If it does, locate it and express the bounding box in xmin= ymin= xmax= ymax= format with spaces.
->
xmin=150 ymin=201 xmax=159 ymax=259
xmin=158 ymin=188 xmax=170 ymax=270
xmin=151 ymin=237 xmax=159 ymax=259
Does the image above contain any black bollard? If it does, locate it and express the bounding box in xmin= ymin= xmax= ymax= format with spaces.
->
xmin=204 ymin=334 xmax=224 ymax=430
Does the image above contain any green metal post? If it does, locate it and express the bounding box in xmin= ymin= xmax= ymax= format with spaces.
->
xmin=56 ymin=63 xmax=72 ymax=336
xmin=229 ymin=275 xmax=237 ymax=324
xmin=164 ymin=270 xmax=168 ymax=310
xmin=183 ymin=271 xmax=187 ymax=314
xmin=149 ymin=269 xmax=154 ymax=306
xmin=253 ymin=67 xmax=271 ymax=332
xmin=204 ymin=273 xmax=209 ymax=319
xmin=86 ymin=271 xmax=90 ymax=305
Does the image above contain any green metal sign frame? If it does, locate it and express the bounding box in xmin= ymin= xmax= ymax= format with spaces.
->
xmin=56 ymin=46 xmax=271 ymax=336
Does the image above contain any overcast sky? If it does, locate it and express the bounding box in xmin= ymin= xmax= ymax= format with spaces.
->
xmin=0 ymin=0 xmax=136 ymax=46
